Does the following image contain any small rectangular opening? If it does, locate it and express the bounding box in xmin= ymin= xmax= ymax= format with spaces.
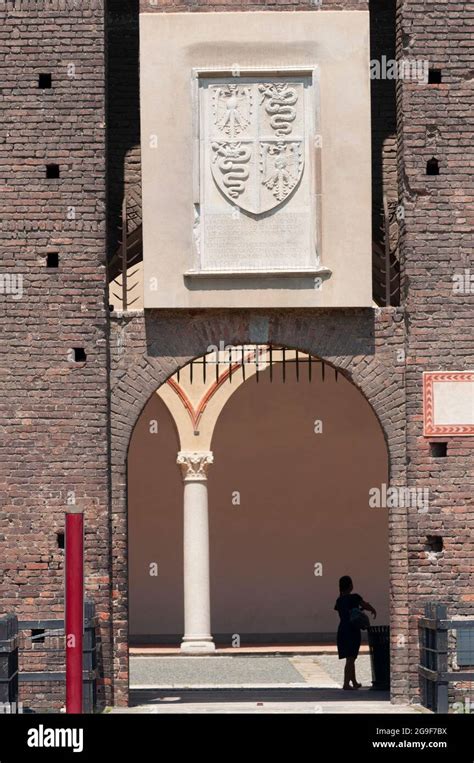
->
xmin=38 ymin=73 xmax=52 ymax=89
xmin=426 ymin=158 xmax=440 ymax=176
xmin=57 ymin=531 xmax=65 ymax=549
xmin=430 ymin=441 xmax=447 ymax=458
xmin=426 ymin=535 xmax=443 ymax=553
xmin=73 ymin=348 xmax=87 ymax=363
xmin=31 ymin=628 xmax=46 ymax=644
xmin=47 ymin=252 xmax=59 ymax=268
xmin=428 ymin=69 xmax=442 ymax=84
xmin=46 ymin=164 xmax=60 ymax=179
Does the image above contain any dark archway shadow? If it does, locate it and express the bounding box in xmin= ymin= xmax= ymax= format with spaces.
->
xmin=370 ymin=0 xmax=397 ymax=237
xmin=106 ymin=0 xmax=141 ymax=265
xmin=130 ymin=687 xmax=391 ymax=707
xmin=369 ymin=0 xmax=400 ymax=305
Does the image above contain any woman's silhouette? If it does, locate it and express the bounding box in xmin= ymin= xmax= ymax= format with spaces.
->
xmin=334 ymin=575 xmax=376 ymax=690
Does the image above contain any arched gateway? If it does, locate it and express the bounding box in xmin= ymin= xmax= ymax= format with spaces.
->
xmin=108 ymin=314 xmax=409 ymax=706
xmin=128 ymin=346 xmax=390 ymax=651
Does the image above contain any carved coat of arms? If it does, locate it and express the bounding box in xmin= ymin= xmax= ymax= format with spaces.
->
xmin=209 ymin=82 xmax=304 ymax=215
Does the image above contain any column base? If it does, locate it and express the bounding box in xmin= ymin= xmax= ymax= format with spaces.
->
xmin=180 ymin=637 xmax=216 ymax=654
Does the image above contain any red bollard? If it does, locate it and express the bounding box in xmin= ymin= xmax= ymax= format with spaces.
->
xmin=65 ymin=507 xmax=84 ymax=714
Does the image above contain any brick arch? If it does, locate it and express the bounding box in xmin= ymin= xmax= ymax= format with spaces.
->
xmin=109 ymin=309 xmax=408 ymax=705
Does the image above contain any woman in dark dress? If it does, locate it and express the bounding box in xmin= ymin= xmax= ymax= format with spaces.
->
xmin=334 ymin=575 xmax=376 ymax=690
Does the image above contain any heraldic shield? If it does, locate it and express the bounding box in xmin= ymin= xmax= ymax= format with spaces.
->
xmin=209 ymin=81 xmax=305 ymax=215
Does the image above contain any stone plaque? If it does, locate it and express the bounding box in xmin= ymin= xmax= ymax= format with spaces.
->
xmin=423 ymin=372 xmax=474 ymax=436
xmin=190 ymin=70 xmax=323 ymax=277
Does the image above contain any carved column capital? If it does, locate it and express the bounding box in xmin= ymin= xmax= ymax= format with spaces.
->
xmin=177 ymin=451 xmax=214 ymax=482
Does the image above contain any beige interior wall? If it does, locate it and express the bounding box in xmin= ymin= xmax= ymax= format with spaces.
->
xmin=128 ymin=364 xmax=389 ymax=639
xmin=128 ymin=394 xmax=184 ymax=636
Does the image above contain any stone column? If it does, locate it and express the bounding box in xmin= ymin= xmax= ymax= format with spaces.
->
xmin=177 ymin=451 xmax=215 ymax=653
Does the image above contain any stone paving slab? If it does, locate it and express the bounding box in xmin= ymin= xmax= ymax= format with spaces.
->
xmin=289 ymin=656 xmax=338 ymax=688
xmin=316 ymin=654 xmax=373 ymax=687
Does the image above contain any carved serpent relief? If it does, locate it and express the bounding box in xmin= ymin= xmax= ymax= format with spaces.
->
xmin=259 ymin=83 xmax=298 ymax=136
xmin=211 ymin=142 xmax=252 ymax=199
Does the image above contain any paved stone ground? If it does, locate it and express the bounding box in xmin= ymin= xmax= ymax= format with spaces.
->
xmin=118 ymin=655 xmax=426 ymax=713
xmin=316 ymin=654 xmax=373 ymax=687
xmin=130 ymin=656 xmax=307 ymax=687
xmin=289 ymin=656 xmax=338 ymax=687
xmin=130 ymin=655 xmax=372 ymax=689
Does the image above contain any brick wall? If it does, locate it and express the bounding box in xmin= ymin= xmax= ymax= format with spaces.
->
xmin=3 ymin=0 xmax=472 ymax=711
xmin=139 ymin=0 xmax=368 ymax=11
xmin=0 ymin=1 xmax=111 ymax=706
xmin=397 ymin=0 xmax=474 ymax=697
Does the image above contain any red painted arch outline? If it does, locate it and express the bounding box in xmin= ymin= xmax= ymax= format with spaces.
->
xmin=167 ymin=354 xmax=257 ymax=433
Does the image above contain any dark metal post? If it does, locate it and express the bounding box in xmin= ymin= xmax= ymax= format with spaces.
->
xmin=121 ymin=196 xmax=128 ymax=311
xmin=383 ymin=194 xmax=391 ymax=307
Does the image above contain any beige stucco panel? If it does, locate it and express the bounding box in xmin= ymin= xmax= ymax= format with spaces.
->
xmin=434 ymin=381 xmax=474 ymax=425
xmin=140 ymin=11 xmax=372 ymax=308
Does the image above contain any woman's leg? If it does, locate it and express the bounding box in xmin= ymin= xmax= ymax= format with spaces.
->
xmin=350 ymin=657 xmax=361 ymax=688
xmin=343 ymin=658 xmax=355 ymax=689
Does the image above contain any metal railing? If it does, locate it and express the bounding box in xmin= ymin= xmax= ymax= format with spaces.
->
xmin=419 ymin=603 xmax=474 ymax=713
xmin=108 ymin=198 xmax=142 ymax=311
xmin=372 ymin=195 xmax=401 ymax=307
xmin=0 ymin=614 xmax=19 ymax=711
xmin=0 ymin=601 xmax=98 ymax=713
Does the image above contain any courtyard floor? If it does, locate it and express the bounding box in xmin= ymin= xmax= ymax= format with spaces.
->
xmin=108 ymin=655 xmax=426 ymax=714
